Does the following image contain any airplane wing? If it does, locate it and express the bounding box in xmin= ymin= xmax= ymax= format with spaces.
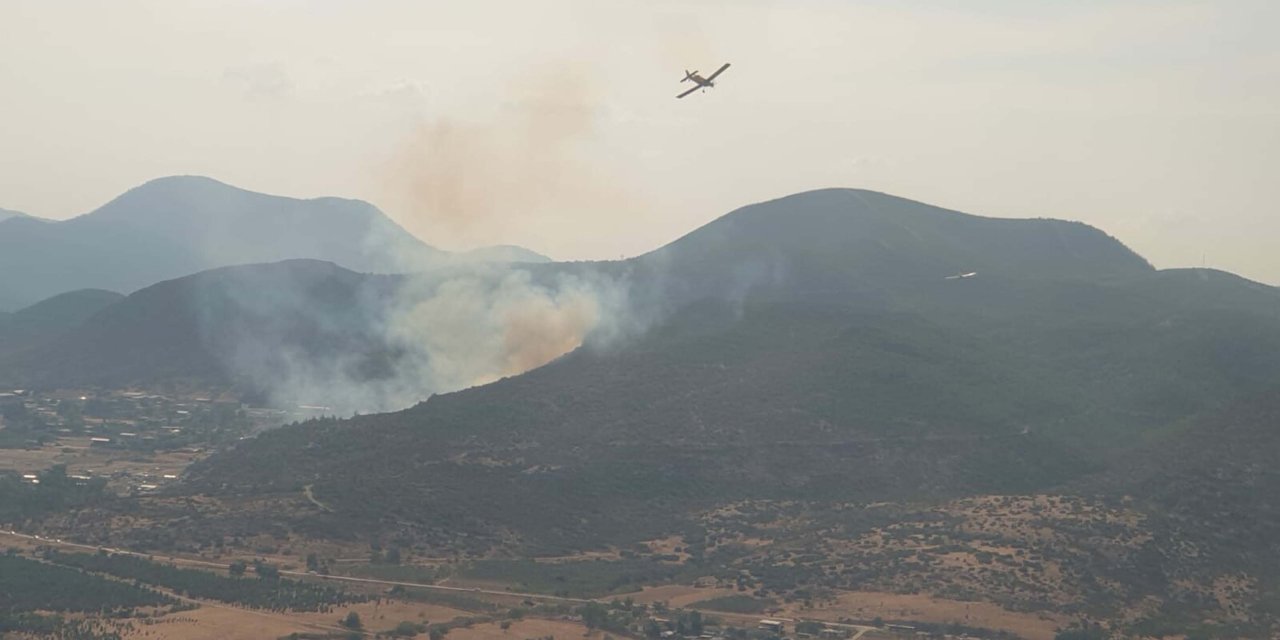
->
xmin=676 ymin=85 xmax=700 ymax=99
xmin=705 ymin=63 xmax=731 ymax=82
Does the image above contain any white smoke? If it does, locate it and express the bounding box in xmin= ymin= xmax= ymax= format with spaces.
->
xmin=204 ymin=261 xmax=640 ymax=416
xmin=385 ymin=266 xmax=635 ymax=393
xmin=205 ymin=65 xmax=656 ymax=414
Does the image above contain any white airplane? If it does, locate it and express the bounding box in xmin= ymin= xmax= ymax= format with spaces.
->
xmin=945 ymin=271 xmax=978 ymax=280
xmin=677 ymin=63 xmax=731 ymax=99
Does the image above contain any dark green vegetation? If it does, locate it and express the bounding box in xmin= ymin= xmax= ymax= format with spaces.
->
xmin=10 ymin=189 xmax=1280 ymax=634
xmin=0 ymin=614 xmax=131 ymax=640
xmin=0 ymin=553 xmax=175 ymax=612
xmin=1094 ymin=389 xmax=1280 ymax=636
xmin=0 ymin=553 xmax=181 ymax=640
xmin=178 ymin=201 xmax=1280 ymax=512
xmin=0 ymin=175 xmax=545 ymax=311
xmin=44 ymin=550 xmax=366 ymax=612
xmin=0 ymin=288 xmax=123 ymax=357
xmin=171 ymin=190 xmax=1280 ymax=629
xmin=22 ymin=196 xmax=1201 ymax=612
xmin=0 ymin=259 xmax=402 ymax=390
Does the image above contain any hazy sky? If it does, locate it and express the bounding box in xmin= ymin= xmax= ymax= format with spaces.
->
xmin=2 ymin=1 xmax=1277 ymax=283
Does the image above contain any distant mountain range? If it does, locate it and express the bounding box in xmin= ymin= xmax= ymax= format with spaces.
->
xmin=0 ymin=189 xmax=1164 ymax=393
xmin=8 ymin=186 xmax=1279 ymax=462
xmin=0 ymin=261 xmax=392 ymax=390
xmin=0 ymin=207 xmax=40 ymax=223
xmin=0 ymin=176 xmax=547 ymax=311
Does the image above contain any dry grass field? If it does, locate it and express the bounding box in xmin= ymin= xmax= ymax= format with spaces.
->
xmin=781 ymin=591 xmax=1063 ymax=640
xmin=112 ymin=581 xmax=494 ymax=639
xmin=446 ymin=618 xmax=594 ymax=640
xmin=123 ymin=604 xmax=338 ymax=640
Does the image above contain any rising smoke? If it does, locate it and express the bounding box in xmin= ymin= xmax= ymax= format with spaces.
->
xmin=200 ymin=261 xmax=640 ymax=416
xmin=384 ymin=66 xmax=632 ymax=250
xmin=384 ymin=266 xmax=635 ymax=394
xmin=204 ymin=68 xmax=649 ymax=415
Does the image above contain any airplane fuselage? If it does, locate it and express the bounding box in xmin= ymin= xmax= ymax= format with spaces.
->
xmin=677 ymin=63 xmax=729 ymax=99
xmin=682 ymin=70 xmax=715 ymax=88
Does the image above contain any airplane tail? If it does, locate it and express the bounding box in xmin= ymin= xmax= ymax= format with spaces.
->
xmin=682 ymin=70 xmax=695 ymax=83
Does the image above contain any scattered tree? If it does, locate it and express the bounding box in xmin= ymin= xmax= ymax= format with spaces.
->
xmin=342 ymin=611 xmax=363 ymax=629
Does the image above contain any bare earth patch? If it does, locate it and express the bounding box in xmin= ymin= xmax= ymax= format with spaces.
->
xmin=121 ymin=595 xmax=480 ymax=639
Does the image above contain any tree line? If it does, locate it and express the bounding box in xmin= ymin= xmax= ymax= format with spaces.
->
xmin=44 ymin=550 xmax=366 ymax=612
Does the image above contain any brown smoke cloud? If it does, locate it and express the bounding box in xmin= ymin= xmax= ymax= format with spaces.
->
xmin=385 ymin=65 xmax=626 ymax=248
xmin=498 ymin=285 xmax=600 ymax=378
xmin=654 ymin=13 xmax=714 ymax=72
xmin=384 ymin=268 xmax=629 ymax=394
xmin=344 ymin=64 xmax=661 ymax=408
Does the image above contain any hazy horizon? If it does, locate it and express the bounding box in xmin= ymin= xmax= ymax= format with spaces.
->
xmin=2 ymin=0 xmax=1277 ymax=283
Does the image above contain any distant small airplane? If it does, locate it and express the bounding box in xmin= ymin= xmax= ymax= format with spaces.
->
xmin=945 ymin=271 xmax=978 ymax=280
xmin=677 ymin=63 xmax=731 ymax=99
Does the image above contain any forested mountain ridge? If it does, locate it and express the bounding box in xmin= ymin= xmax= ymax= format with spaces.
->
xmin=178 ymin=190 xmax=1280 ymax=541
xmin=0 ymin=189 xmax=1182 ymax=400
xmin=0 ymin=289 xmax=124 ymax=357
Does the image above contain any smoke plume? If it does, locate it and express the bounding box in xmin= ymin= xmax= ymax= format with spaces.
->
xmin=386 ymin=267 xmax=632 ymax=393
xmin=198 ymin=67 xmax=662 ymax=414
xmin=383 ymin=66 xmax=632 ymax=250
xmin=200 ymin=263 xmax=638 ymax=415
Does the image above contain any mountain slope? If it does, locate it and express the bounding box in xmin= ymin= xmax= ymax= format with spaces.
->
xmin=457 ymin=244 xmax=552 ymax=264
xmin=166 ymin=190 xmax=1280 ymax=549
xmin=0 ymin=289 xmax=124 ymax=356
xmin=0 ymin=207 xmax=37 ymax=223
xmin=0 ymin=189 xmax=1159 ymax=397
xmin=14 ymin=188 xmax=1280 ymax=628
xmin=85 ymin=175 xmax=439 ymax=271
xmin=0 ymin=261 xmax=404 ymax=394
xmin=0 ymin=176 xmax=546 ymax=311
xmin=4 ymin=190 xmax=1271 ymax=424
xmin=631 ymin=189 xmax=1152 ymax=306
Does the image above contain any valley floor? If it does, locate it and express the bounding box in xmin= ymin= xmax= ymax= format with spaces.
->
xmin=0 ymin=529 xmax=1058 ymax=640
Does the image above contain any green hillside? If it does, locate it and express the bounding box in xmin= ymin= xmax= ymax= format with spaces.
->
xmin=0 ymin=289 xmax=123 ymax=356
xmin=10 ymin=188 xmax=1280 ymax=630
xmin=0 ymin=260 xmax=401 ymax=392
xmin=173 ymin=190 xmax=1280 ymax=553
